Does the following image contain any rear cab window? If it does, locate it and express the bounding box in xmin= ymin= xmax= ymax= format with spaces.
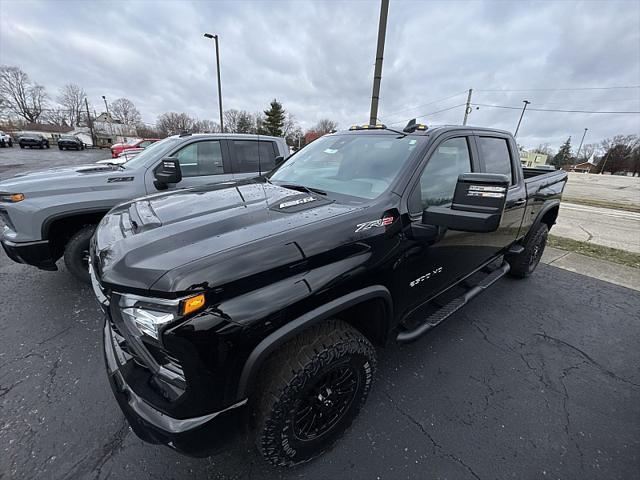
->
xmin=477 ymin=136 xmax=514 ymax=185
xmin=231 ymin=140 xmax=277 ymax=173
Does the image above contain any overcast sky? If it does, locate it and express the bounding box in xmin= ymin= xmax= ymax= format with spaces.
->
xmin=1 ymin=0 xmax=639 ymax=150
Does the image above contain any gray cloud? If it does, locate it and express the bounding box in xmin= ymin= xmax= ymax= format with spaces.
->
xmin=0 ymin=0 xmax=638 ymax=150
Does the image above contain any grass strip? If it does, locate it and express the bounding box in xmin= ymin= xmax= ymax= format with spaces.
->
xmin=548 ymin=235 xmax=640 ymax=269
xmin=562 ymin=197 xmax=640 ymax=213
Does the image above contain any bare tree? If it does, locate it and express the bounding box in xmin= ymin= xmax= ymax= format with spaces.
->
xmin=531 ymin=143 xmax=554 ymax=156
xmin=43 ymin=107 xmax=70 ymax=127
xmin=136 ymin=123 xmax=163 ymax=138
xmin=282 ymin=113 xmax=298 ymax=138
xmin=110 ymin=98 xmax=141 ymax=125
xmin=156 ymin=112 xmax=196 ymax=136
xmin=313 ymin=118 xmax=338 ymax=135
xmin=0 ymin=66 xmax=48 ymax=122
xmin=223 ymin=109 xmax=241 ymax=132
xmin=57 ymin=84 xmax=86 ymax=126
xmin=193 ymin=119 xmax=220 ymax=133
xmin=236 ymin=111 xmax=253 ymax=133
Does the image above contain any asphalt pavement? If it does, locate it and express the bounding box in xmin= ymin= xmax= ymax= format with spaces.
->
xmin=1 ymin=149 xmax=639 ymax=479
xmin=1 ymin=248 xmax=639 ymax=479
xmin=0 ymin=146 xmax=110 ymax=178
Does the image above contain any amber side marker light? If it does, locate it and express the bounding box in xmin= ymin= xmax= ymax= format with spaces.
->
xmin=181 ymin=293 xmax=206 ymax=315
xmin=2 ymin=193 xmax=25 ymax=202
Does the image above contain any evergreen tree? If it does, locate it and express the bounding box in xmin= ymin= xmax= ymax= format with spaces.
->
xmin=262 ymin=99 xmax=286 ymax=137
xmin=552 ymin=137 xmax=573 ymax=167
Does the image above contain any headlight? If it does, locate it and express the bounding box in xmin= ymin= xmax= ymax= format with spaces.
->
xmin=118 ymin=292 xmax=205 ymax=341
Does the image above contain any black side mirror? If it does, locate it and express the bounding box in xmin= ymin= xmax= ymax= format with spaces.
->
xmin=421 ymin=173 xmax=509 ymax=233
xmin=274 ymin=155 xmax=285 ymax=167
xmin=154 ymin=157 xmax=182 ymax=190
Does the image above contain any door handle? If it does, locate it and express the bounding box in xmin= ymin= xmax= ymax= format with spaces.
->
xmin=513 ymin=199 xmax=526 ymax=207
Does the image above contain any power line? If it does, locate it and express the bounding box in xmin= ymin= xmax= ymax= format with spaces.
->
xmin=388 ymin=103 xmax=466 ymax=125
xmin=472 ymin=103 xmax=640 ymax=114
xmin=381 ymin=91 xmax=468 ymax=119
xmin=475 ymin=85 xmax=640 ymax=92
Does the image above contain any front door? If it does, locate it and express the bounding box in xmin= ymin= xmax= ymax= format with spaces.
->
xmin=396 ymin=134 xmax=486 ymax=320
xmin=168 ymin=139 xmax=234 ymax=189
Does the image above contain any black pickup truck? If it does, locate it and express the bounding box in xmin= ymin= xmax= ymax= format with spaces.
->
xmin=90 ymin=123 xmax=567 ymax=466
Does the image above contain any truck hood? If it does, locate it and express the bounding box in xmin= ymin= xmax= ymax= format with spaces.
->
xmin=0 ymin=164 xmax=131 ymax=194
xmin=94 ymin=179 xmax=363 ymax=293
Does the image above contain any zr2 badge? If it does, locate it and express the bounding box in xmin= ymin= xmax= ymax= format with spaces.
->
xmin=355 ymin=215 xmax=394 ymax=233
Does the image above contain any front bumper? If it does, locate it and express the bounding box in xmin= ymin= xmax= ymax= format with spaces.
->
xmin=103 ymin=318 xmax=247 ymax=457
xmin=0 ymin=237 xmax=58 ymax=270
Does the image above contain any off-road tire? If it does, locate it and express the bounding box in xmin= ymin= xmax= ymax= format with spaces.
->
xmin=63 ymin=225 xmax=95 ymax=284
xmin=507 ymin=223 xmax=548 ymax=278
xmin=254 ymin=320 xmax=377 ymax=467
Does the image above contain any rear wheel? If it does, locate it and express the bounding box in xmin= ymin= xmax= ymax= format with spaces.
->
xmin=254 ymin=320 xmax=376 ymax=467
xmin=63 ymin=225 xmax=96 ymax=284
xmin=507 ymin=223 xmax=548 ymax=278
xmin=59 ymin=146 xmax=63 ymax=150
xmin=20 ymin=144 xmax=24 ymax=149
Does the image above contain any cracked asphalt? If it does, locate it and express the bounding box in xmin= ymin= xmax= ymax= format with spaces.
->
xmin=1 ymin=149 xmax=639 ymax=479
xmin=1 ymin=248 xmax=639 ymax=479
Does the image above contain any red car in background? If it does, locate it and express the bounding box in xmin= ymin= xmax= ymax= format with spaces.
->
xmin=110 ymin=138 xmax=160 ymax=158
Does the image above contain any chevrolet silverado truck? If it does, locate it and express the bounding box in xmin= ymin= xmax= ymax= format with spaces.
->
xmin=90 ymin=123 xmax=567 ymax=466
xmin=0 ymin=133 xmax=288 ymax=282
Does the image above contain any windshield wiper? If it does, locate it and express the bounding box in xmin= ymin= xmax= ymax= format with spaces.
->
xmin=272 ymin=181 xmax=327 ymax=196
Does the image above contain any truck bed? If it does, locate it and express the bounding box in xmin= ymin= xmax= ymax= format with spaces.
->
xmin=523 ymin=167 xmax=568 ymax=196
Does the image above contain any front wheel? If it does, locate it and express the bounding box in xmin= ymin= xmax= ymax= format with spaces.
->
xmin=63 ymin=225 xmax=96 ymax=284
xmin=254 ymin=320 xmax=376 ymax=467
xmin=507 ymin=223 xmax=548 ymax=278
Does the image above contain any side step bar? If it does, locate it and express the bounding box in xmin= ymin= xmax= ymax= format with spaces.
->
xmin=396 ymin=262 xmax=510 ymax=343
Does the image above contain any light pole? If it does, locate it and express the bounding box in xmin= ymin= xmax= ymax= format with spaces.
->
xmin=101 ymin=95 xmax=115 ymax=141
xmin=204 ymin=33 xmax=224 ymax=132
xmin=369 ymin=0 xmax=389 ymax=126
xmin=575 ymin=128 xmax=588 ymax=162
xmin=514 ymin=100 xmax=530 ymax=138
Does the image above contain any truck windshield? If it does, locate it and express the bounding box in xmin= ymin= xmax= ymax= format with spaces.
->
xmin=270 ymin=134 xmax=419 ymax=200
xmin=122 ymin=136 xmax=179 ymax=169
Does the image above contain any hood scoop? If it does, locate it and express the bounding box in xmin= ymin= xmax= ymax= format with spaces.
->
xmin=127 ymin=200 xmax=162 ymax=234
xmin=76 ymin=165 xmax=114 ymax=173
xmin=269 ymin=193 xmax=332 ymax=213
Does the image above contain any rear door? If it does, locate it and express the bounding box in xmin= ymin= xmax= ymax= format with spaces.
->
xmin=228 ymin=139 xmax=278 ymax=180
xmin=171 ymin=139 xmax=234 ymax=188
xmin=472 ymin=133 xmax=527 ymax=253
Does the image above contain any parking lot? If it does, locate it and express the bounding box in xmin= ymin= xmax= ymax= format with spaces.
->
xmin=0 ymin=146 xmax=111 ymax=178
xmin=1 ymin=150 xmax=639 ymax=480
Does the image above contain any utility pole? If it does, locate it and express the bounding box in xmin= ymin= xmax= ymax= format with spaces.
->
xmin=84 ymin=97 xmax=95 ymax=147
xmin=575 ymin=127 xmax=588 ymax=161
xmin=462 ymin=88 xmax=473 ymax=126
xmin=369 ymin=0 xmax=389 ymax=126
xmin=514 ymin=100 xmax=531 ymax=138
xmin=204 ymin=33 xmax=224 ymax=132
xmin=101 ymin=95 xmax=115 ymax=141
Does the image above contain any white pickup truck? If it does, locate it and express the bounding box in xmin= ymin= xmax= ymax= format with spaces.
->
xmin=0 ymin=131 xmax=13 ymax=148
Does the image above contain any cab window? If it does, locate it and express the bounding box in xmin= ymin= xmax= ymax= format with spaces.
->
xmin=231 ymin=140 xmax=277 ymax=173
xmin=477 ymin=136 xmax=514 ymax=185
xmin=410 ymin=137 xmax=472 ymax=213
xmin=175 ymin=140 xmax=224 ymax=177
